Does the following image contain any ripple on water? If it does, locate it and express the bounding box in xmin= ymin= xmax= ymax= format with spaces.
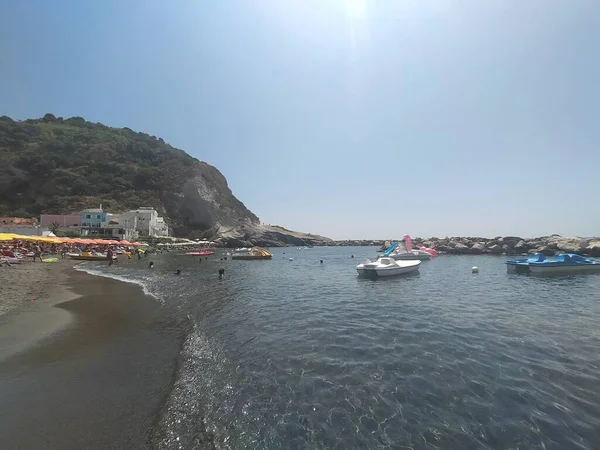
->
xmin=86 ymin=250 xmax=600 ymax=449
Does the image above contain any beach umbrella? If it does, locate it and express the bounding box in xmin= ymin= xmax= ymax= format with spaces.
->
xmin=131 ymin=242 xmax=143 ymax=246
xmin=120 ymin=240 xmax=133 ymax=246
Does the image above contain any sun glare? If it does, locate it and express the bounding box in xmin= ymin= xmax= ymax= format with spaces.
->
xmin=346 ymin=0 xmax=367 ymax=19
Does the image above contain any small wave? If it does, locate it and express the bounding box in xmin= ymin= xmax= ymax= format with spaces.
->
xmin=74 ymin=263 xmax=160 ymax=300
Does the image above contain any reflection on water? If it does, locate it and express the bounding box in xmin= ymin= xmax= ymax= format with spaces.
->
xmin=82 ymin=248 xmax=600 ymax=449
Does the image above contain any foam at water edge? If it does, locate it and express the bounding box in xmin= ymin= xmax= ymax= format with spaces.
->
xmin=74 ymin=264 xmax=160 ymax=301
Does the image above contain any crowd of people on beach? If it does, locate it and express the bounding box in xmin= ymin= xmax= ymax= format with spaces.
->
xmin=0 ymin=240 xmax=151 ymax=266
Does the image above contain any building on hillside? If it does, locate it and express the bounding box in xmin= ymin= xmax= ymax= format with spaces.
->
xmin=40 ymin=214 xmax=81 ymax=228
xmin=79 ymin=208 xmax=108 ymax=228
xmin=120 ymin=207 xmax=169 ymax=237
xmin=78 ymin=207 xmax=139 ymax=241
xmin=80 ymin=225 xmax=138 ymax=241
xmin=0 ymin=217 xmax=40 ymax=235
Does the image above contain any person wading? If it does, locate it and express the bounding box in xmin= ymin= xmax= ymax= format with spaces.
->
xmin=107 ymin=247 xmax=114 ymax=266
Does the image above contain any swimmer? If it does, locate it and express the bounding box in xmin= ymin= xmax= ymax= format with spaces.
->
xmin=148 ymin=261 xmax=154 ymax=269
xmin=175 ymin=269 xmax=181 ymax=275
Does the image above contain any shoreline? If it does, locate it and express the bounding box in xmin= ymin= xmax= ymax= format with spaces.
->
xmin=0 ymin=260 xmax=183 ymax=449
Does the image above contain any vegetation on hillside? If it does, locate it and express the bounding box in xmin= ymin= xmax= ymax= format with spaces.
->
xmin=0 ymin=114 xmax=211 ymax=234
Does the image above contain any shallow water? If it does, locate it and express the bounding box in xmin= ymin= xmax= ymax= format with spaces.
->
xmin=82 ymin=247 xmax=600 ymax=449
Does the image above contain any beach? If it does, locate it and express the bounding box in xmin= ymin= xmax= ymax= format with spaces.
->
xmin=0 ymin=260 xmax=182 ymax=449
xmin=0 ymin=259 xmax=70 ymax=317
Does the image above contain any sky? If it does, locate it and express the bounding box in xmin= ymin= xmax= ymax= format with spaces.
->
xmin=1 ymin=0 xmax=599 ymax=239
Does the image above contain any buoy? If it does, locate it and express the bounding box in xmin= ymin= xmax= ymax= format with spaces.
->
xmin=472 ymin=266 xmax=479 ymax=274
xmin=289 ymin=257 xmax=293 ymax=261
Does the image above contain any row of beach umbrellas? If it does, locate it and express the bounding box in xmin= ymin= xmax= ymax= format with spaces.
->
xmin=0 ymin=233 xmax=143 ymax=246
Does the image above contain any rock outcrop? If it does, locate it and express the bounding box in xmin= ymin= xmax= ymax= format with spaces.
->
xmin=216 ymin=224 xmax=332 ymax=248
xmin=333 ymin=235 xmax=600 ymax=257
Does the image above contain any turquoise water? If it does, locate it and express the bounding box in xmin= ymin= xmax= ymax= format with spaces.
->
xmin=82 ymin=247 xmax=600 ymax=449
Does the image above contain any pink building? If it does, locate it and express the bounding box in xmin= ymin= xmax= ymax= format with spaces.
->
xmin=40 ymin=214 xmax=81 ymax=228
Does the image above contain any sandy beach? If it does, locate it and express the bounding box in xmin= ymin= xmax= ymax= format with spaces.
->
xmin=0 ymin=259 xmax=72 ymax=316
xmin=0 ymin=260 xmax=182 ymax=449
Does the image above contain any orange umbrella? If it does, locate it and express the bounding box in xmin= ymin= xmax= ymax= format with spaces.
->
xmin=120 ymin=240 xmax=133 ymax=246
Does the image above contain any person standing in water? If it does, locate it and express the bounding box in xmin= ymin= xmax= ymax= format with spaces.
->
xmin=107 ymin=247 xmax=114 ymax=266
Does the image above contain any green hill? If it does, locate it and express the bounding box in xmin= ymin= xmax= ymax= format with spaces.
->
xmin=0 ymin=114 xmax=259 ymax=237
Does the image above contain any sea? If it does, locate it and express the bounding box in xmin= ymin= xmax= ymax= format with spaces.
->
xmin=79 ymin=246 xmax=600 ymax=450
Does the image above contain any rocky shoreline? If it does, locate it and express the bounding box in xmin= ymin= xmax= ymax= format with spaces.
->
xmin=326 ymin=236 xmax=600 ymax=257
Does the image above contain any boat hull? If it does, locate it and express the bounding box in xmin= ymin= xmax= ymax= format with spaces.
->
xmin=359 ymin=266 xmax=419 ymax=277
xmin=506 ymin=253 xmax=600 ymax=275
xmin=390 ymin=252 xmax=431 ymax=261
xmin=232 ymin=255 xmax=272 ymax=260
xmin=3 ymin=257 xmax=23 ymax=264
xmin=68 ymin=255 xmax=117 ymax=261
xmin=529 ymin=264 xmax=600 ymax=274
xmin=357 ymin=258 xmax=421 ymax=278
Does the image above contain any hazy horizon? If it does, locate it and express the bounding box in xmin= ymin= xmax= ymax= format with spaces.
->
xmin=2 ymin=0 xmax=599 ymax=239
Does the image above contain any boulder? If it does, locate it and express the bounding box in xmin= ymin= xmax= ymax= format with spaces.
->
xmin=529 ymin=246 xmax=556 ymax=256
xmin=502 ymin=236 xmax=523 ymax=246
xmin=514 ymin=240 xmax=529 ymax=253
xmin=470 ymin=242 xmax=487 ymax=254
xmin=453 ymin=243 xmax=470 ymax=253
xmin=488 ymin=244 xmax=504 ymax=254
xmin=586 ymin=241 xmax=600 ymax=257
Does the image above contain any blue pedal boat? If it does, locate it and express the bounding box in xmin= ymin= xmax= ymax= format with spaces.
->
xmin=506 ymin=253 xmax=600 ymax=274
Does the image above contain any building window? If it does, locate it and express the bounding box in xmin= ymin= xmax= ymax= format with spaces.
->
xmin=97 ymin=215 xmax=101 ymax=219
xmin=86 ymin=215 xmax=91 ymax=219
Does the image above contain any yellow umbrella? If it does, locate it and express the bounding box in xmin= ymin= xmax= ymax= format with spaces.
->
xmin=0 ymin=233 xmax=23 ymax=241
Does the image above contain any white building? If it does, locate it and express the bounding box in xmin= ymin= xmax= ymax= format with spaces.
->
xmin=120 ymin=207 xmax=169 ymax=237
xmin=155 ymin=217 xmax=169 ymax=237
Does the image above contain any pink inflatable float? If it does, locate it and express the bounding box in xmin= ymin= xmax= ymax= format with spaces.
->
xmin=404 ymin=234 xmax=438 ymax=257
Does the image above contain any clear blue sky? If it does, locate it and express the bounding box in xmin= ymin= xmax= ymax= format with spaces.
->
xmin=1 ymin=0 xmax=598 ymax=239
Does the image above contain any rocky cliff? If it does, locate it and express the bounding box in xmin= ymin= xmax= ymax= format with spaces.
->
xmin=0 ymin=114 xmax=329 ymax=246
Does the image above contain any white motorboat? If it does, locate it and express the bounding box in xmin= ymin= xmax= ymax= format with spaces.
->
xmin=356 ymin=257 xmax=421 ymax=277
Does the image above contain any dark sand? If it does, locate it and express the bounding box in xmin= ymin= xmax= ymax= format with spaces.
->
xmin=0 ymin=265 xmax=182 ymax=449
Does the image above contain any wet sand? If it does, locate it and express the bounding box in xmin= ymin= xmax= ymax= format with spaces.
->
xmin=0 ymin=264 xmax=182 ymax=449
